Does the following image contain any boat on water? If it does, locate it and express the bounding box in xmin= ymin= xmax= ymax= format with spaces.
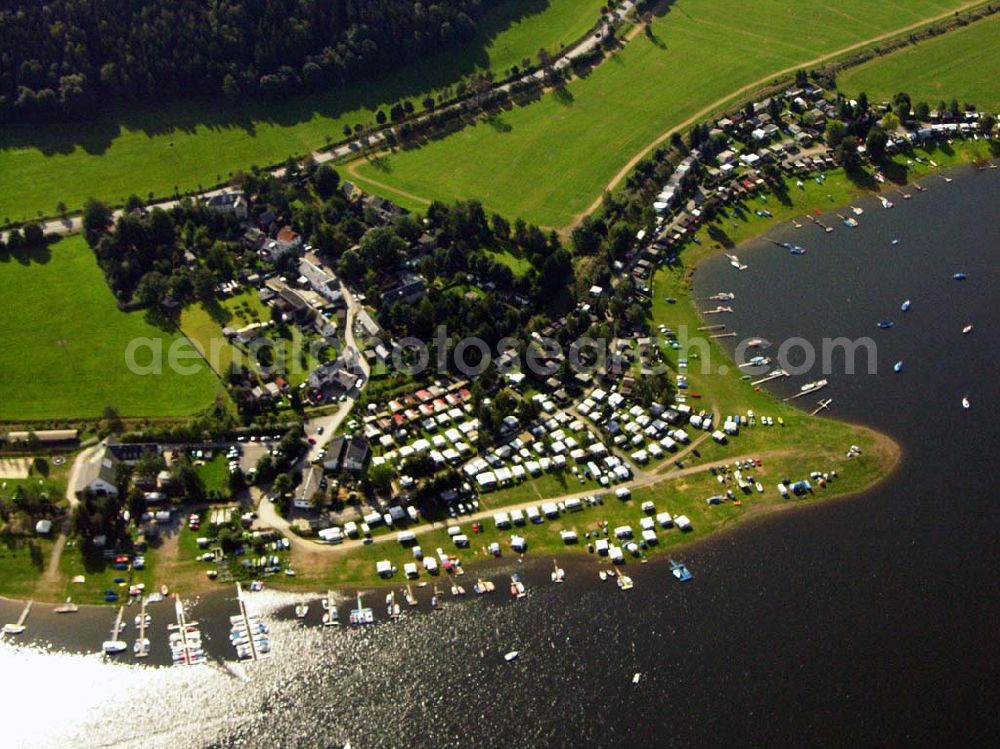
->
xmin=725 ymin=253 xmax=748 ymax=271
xmin=134 ymin=613 xmax=151 ymax=627
xmin=386 ymin=591 xmax=401 ymax=619
xmin=349 ymin=592 xmax=374 ymax=625
xmin=616 ymin=571 xmax=634 ymax=591
xmin=893 ymin=361 xmax=903 ymax=373
xmin=405 ymin=584 xmax=419 ymax=606
xmin=2 ymin=623 xmax=25 ymax=635
xmin=504 ymin=651 xmax=519 ymax=662
xmin=789 ymin=245 xmax=806 ymax=255
xmin=632 ymin=672 xmax=642 ymax=685
xmin=962 ymin=324 xmax=974 ymax=334
xmin=747 ymin=338 xmax=767 ymax=348
xmin=322 ymin=608 xmax=339 ymax=626
xmin=295 ymin=603 xmax=309 ymax=619
xmin=102 ymin=640 xmax=127 ymax=655
xmin=430 ymin=585 xmax=444 ymax=610
xmin=133 ymin=637 xmax=150 ymax=658
xmin=709 ymin=292 xmax=735 ymax=301
xmin=473 ymin=579 xmax=495 ymax=594
xmin=962 ymin=397 xmax=970 ymax=409
xmin=953 ymin=272 xmax=967 ymax=281
xmin=54 ymin=597 xmax=78 ymax=614
xmin=800 ymin=379 xmax=828 ymax=393
xmin=901 ymin=300 xmax=911 ymax=312
xmin=510 ymin=574 xmax=526 ymax=599
xmin=891 ymin=239 xmax=900 ymax=246
xmin=551 ymin=560 xmax=565 ymax=583
xmin=877 ymin=320 xmax=893 ymax=329
xmin=851 ymin=206 xmax=864 ymax=215
xmin=598 ymin=570 xmax=608 ymax=582
xmin=879 ymin=196 xmax=894 ymax=209
xmin=670 ymin=559 xmax=693 ymax=582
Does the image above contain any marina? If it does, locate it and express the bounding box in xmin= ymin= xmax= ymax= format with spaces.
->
xmin=168 ymin=597 xmax=205 ymax=666
xmin=102 ymin=606 xmax=127 ymax=655
xmin=231 ymin=583 xmax=270 ymax=660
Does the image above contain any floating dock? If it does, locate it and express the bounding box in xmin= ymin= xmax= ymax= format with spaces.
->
xmin=168 ymin=597 xmax=205 ymax=666
xmin=810 ymin=398 xmax=833 ymax=416
xmin=751 ymin=369 xmax=788 ymax=386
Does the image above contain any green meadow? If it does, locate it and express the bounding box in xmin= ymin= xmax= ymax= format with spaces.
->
xmin=350 ymin=0 xmax=974 ymax=227
xmin=0 ymin=0 xmax=606 ymax=224
xmin=0 ymin=235 xmax=219 ymax=421
xmin=838 ymin=12 xmax=1000 ymax=111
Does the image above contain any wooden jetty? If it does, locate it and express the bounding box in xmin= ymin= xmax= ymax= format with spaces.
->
xmin=784 ymin=380 xmax=829 ymax=402
xmin=698 ymin=324 xmax=726 ymax=331
xmin=810 ymin=398 xmax=833 ymax=416
xmin=134 ymin=598 xmax=150 ymax=658
xmin=806 ymin=214 xmax=833 ymax=232
xmin=234 ymin=582 xmax=260 ymax=661
xmin=168 ymin=597 xmax=204 ymax=666
xmin=751 ymin=369 xmax=788 ymax=386
xmin=110 ymin=606 xmax=125 ymax=642
xmin=322 ymin=590 xmax=339 ymax=626
xmin=2 ymin=600 xmax=32 ymax=635
xmin=711 ymin=332 xmax=737 ymax=339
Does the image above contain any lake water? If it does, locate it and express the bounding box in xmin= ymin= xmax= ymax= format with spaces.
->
xmin=2 ymin=164 xmax=999 ymax=748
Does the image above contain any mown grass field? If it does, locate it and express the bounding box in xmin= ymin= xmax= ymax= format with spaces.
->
xmin=350 ymin=0 xmax=975 ymax=227
xmin=838 ymin=13 xmax=1000 ymax=112
xmin=0 ymin=235 xmax=219 ymax=421
xmin=0 ymin=0 xmax=606 ymax=224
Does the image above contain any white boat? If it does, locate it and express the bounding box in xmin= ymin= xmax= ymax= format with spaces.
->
xmin=616 ymin=572 xmax=634 ymax=591
xmin=103 ymin=640 xmax=127 ymax=654
xmin=962 ymin=397 xmax=970 ymax=409
xmin=134 ymin=613 xmax=151 ymax=627
xmin=551 ymin=560 xmax=565 ymax=583
xmin=510 ymin=575 xmax=526 ymax=599
xmin=404 ymin=585 xmax=418 ymax=606
xmin=2 ymin=623 xmax=25 ymax=635
xmin=133 ymin=638 xmax=150 ymax=658
xmin=295 ymin=603 xmax=308 ymax=619
xmin=632 ymin=672 xmax=642 ymax=684
xmin=504 ymin=651 xmax=519 ymax=662
xmin=962 ymin=324 xmax=974 ymax=334
xmin=598 ymin=570 xmax=607 ymax=581
xmin=800 ymin=379 xmax=828 ymax=393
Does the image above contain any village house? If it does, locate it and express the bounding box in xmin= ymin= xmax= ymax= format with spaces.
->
xmin=203 ymin=191 xmax=248 ymax=220
xmin=76 ymin=450 xmax=120 ymax=497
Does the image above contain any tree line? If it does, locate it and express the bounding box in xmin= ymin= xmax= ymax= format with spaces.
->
xmin=0 ymin=0 xmax=491 ymax=123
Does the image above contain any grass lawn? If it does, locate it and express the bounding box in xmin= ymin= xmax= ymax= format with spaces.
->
xmin=0 ymin=0 xmax=607 ymax=224
xmin=194 ymin=455 xmax=231 ymax=496
xmin=839 ymin=13 xmax=1000 ymax=112
xmin=0 ymin=235 xmax=220 ymax=421
xmin=0 ymin=537 xmax=53 ymax=599
xmin=350 ymin=0 xmax=973 ymax=228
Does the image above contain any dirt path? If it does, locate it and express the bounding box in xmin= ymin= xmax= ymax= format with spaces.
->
xmin=345 ymin=160 xmax=433 ymax=207
xmin=565 ymin=0 xmax=991 ymax=229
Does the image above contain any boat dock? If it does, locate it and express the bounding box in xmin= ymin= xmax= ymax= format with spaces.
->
xmin=710 ymin=331 xmax=737 ymax=339
xmin=111 ymin=606 xmax=125 ymax=642
xmin=168 ymin=597 xmax=204 ymax=666
xmin=810 ymin=398 xmax=833 ymax=416
xmin=698 ymin=324 xmax=726 ymax=331
xmin=751 ymin=369 xmax=788 ymax=386
xmin=231 ymin=582 xmax=270 ymax=660
xmin=322 ymin=590 xmax=339 ymax=626
xmin=134 ymin=598 xmax=150 ymax=658
xmin=806 ymin=215 xmax=833 ymax=232
xmin=234 ymin=583 xmax=259 ymax=661
xmin=784 ymin=380 xmax=829 ymax=401
xmin=2 ymin=600 xmax=32 ymax=635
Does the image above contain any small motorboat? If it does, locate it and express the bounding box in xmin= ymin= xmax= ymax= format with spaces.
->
xmin=504 ymin=651 xmax=519 ymax=662
xmin=962 ymin=397 xmax=970 ymax=409
xmin=295 ymin=603 xmax=309 ymax=619
xmin=598 ymin=570 xmax=607 ymax=581
xmin=877 ymin=320 xmax=893 ymax=329
xmin=670 ymin=559 xmax=693 ymax=582
xmin=551 ymin=560 xmax=565 ymax=583
xmin=893 ymin=361 xmax=903 ymax=373
xmin=900 ymin=300 xmax=911 ymax=312
xmin=2 ymin=623 xmax=25 ymax=635
xmin=616 ymin=572 xmax=634 ymax=591
xmin=891 ymin=239 xmax=900 ymax=246
xmin=632 ymin=672 xmax=642 ymax=685
xmin=103 ymin=640 xmax=127 ymax=655
xmin=962 ymin=324 xmax=974 ymax=334
xmin=953 ymin=272 xmax=967 ymax=281
xmin=133 ymin=638 xmax=150 ymax=658
xmin=510 ymin=574 xmax=526 ymax=599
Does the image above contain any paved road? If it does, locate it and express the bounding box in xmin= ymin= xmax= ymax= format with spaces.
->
xmin=0 ymin=2 xmax=633 ymax=243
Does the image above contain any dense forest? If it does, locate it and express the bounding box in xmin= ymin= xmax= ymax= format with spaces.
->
xmin=0 ymin=0 xmax=491 ymax=122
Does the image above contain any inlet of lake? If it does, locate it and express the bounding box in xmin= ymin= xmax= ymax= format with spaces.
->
xmin=1 ymin=163 xmax=998 ymax=748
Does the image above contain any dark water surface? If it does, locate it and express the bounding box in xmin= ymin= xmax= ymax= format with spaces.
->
xmin=2 ymin=165 xmax=999 ymax=748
